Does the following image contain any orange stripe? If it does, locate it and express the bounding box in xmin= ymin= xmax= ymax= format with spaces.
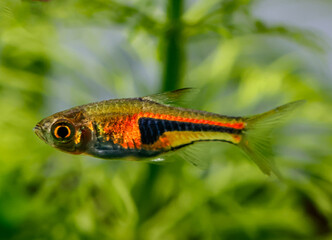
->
xmin=102 ymin=112 xmax=244 ymax=150
xmin=138 ymin=112 xmax=245 ymax=129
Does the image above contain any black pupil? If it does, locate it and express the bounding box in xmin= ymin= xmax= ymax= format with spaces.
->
xmin=57 ymin=126 xmax=69 ymax=138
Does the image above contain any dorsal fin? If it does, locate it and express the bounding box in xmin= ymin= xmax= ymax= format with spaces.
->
xmin=142 ymin=88 xmax=199 ymax=107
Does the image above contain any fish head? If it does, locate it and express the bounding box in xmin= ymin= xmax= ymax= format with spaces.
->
xmin=34 ymin=108 xmax=92 ymax=154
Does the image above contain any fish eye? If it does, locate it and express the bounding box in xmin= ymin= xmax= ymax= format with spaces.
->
xmin=55 ymin=125 xmax=70 ymax=138
xmin=51 ymin=120 xmax=75 ymax=141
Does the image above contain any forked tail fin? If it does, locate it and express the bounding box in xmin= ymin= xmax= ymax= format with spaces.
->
xmin=239 ymin=100 xmax=306 ymax=178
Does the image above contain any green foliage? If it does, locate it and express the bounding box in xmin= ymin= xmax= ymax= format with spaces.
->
xmin=0 ymin=0 xmax=331 ymax=239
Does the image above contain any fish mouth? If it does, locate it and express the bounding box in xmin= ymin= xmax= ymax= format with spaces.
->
xmin=33 ymin=124 xmax=47 ymax=142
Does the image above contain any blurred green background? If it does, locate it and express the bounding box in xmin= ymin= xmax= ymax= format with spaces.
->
xmin=1 ymin=0 xmax=332 ymax=239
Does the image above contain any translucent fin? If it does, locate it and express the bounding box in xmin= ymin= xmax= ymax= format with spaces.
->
xmin=240 ymin=100 xmax=306 ymax=178
xmin=177 ymin=142 xmax=212 ymax=169
xmin=142 ymin=88 xmax=199 ymax=107
xmin=157 ymin=142 xmax=213 ymax=169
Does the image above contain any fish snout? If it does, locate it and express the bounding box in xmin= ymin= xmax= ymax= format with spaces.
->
xmin=33 ymin=124 xmax=40 ymax=132
xmin=33 ymin=124 xmax=47 ymax=142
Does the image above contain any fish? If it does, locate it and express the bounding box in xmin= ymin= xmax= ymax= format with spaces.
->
xmin=34 ymin=88 xmax=304 ymax=177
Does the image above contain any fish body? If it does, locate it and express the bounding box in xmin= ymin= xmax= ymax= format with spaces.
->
xmin=34 ymin=89 xmax=304 ymax=177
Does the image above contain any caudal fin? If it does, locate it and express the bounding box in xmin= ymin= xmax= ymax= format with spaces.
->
xmin=239 ymin=100 xmax=305 ymax=178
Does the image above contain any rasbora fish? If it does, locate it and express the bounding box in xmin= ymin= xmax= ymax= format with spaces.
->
xmin=34 ymin=88 xmax=304 ymax=177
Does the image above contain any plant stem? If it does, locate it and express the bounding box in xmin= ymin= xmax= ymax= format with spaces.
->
xmin=162 ymin=0 xmax=184 ymax=91
xmin=138 ymin=1 xmax=185 ymax=220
